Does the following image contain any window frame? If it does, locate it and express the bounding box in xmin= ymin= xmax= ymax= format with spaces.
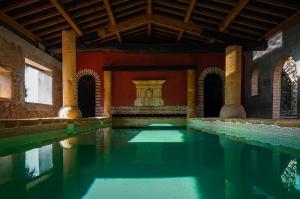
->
xmin=0 ymin=66 xmax=12 ymax=101
xmin=251 ymin=68 xmax=261 ymax=97
xmin=24 ymin=58 xmax=53 ymax=106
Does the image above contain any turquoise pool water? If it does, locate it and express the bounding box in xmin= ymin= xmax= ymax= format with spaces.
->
xmin=0 ymin=127 xmax=299 ymax=199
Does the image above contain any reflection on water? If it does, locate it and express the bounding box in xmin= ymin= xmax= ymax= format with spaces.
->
xmin=0 ymin=127 xmax=300 ymax=199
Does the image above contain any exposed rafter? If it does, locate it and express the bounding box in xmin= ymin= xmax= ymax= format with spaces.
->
xmin=0 ymin=11 xmax=42 ymax=43
xmin=50 ymin=0 xmax=83 ymax=36
xmin=98 ymin=15 xmax=148 ymax=39
xmin=103 ymin=0 xmax=122 ymax=43
xmin=255 ymin=0 xmax=300 ymax=10
xmin=264 ymin=10 xmax=300 ymax=39
xmin=147 ymin=0 xmax=152 ymax=36
xmin=219 ymin=0 xmax=249 ymax=32
xmin=177 ymin=0 xmax=197 ymax=41
xmin=98 ymin=14 xmax=203 ymax=40
xmin=0 ymin=0 xmax=298 ymax=49
xmin=2 ymin=0 xmax=40 ymax=12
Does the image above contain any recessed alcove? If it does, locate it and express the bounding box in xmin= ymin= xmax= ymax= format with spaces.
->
xmin=0 ymin=66 xmax=12 ymax=100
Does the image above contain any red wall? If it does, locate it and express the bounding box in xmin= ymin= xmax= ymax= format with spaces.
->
xmin=76 ymin=51 xmax=226 ymax=106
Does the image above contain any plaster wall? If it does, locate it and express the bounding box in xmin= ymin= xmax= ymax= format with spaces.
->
xmin=77 ymin=51 xmax=225 ymax=115
xmin=245 ymin=21 xmax=300 ymax=118
xmin=0 ymin=26 xmax=62 ymax=119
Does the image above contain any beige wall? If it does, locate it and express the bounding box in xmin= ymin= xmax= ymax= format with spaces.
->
xmin=0 ymin=26 xmax=62 ymax=119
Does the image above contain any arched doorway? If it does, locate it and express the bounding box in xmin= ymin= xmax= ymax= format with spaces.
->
xmin=204 ymin=74 xmax=223 ymax=117
xmin=273 ymin=56 xmax=298 ymax=118
xmin=197 ymin=67 xmax=225 ymax=117
xmin=78 ymin=75 xmax=96 ymax=118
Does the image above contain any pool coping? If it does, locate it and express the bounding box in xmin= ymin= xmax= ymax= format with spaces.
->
xmin=0 ymin=117 xmax=111 ymax=139
xmin=188 ymin=118 xmax=300 ymax=157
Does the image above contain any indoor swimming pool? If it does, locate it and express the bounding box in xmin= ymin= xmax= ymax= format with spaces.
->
xmin=0 ymin=126 xmax=299 ymax=199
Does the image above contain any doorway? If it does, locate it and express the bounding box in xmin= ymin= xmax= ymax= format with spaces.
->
xmin=78 ymin=75 xmax=96 ymax=118
xmin=204 ymin=74 xmax=223 ymax=117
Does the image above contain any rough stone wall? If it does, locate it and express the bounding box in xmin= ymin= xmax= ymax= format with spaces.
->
xmin=245 ymin=21 xmax=300 ymax=119
xmin=0 ymin=26 xmax=62 ymax=119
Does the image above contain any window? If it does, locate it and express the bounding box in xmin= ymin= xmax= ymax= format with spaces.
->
xmin=253 ymin=32 xmax=282 ymax=61
xmin=25 ymin=145 xmax=53 ymax=181
xmin=25 ymin=59 xmax=52 ymax=105
xmin=251 ymin=68 xmax=260 ymax=96
xmin=0 ymin=67 xmax=12 ymax=100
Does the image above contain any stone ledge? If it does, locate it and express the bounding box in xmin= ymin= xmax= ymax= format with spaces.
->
xmin=0 ymin=117 xmax=111 ymax=138
xmin=188 ymin=118 xmax=300 ymax=157
xmin=190 ymin=117 xmax=300 ymax=128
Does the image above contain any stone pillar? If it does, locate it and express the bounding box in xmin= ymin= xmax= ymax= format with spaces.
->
xmin=187 ymin=69 xmax=196 ymax=118
xmin=59 ymin=30 xmax=81 ymax=118
xmin=62 ymin=146 xmax=78 ymax=198
xmin=219 ymin=137 xmax=244 ymax=199
xmin=104 ymin=71 xmax=112 ymax=118
xmin=220 ymin=45 xmax=246 ymax=118
xmin=103 ymin=127 xmax=112 ymax=170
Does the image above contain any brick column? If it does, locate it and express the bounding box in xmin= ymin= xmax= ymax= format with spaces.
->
xmin=103 ymin=71 xmax=112 ymax=117
xmin=59 ymin=30 xmax=81 ymax=118
xmin=220 ymin=45 xmax=246 ymax=118
xmin=187 ymin=69 xmax=196 ymax=118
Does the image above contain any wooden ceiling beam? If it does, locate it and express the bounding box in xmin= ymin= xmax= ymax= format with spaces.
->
xmin=98 ymin=14 xmax=147 ymax=39
xmin=147 ymin=0 xmax=152 ymax=36
xmin=194 ymin=4 xmax=277 ymax=25
xmin=152 ymin=14 xmax=202 ymax=34
xmin=245 ymin=5 xmax=289 ymax=18
xmin=264 ymin=10 xmax=300 ymax=39
xmin=2 ymin=0 xmax=40 ymax=12
xmin=255 ymin=0 xmax=300 ymax=10
xmin=219 ymin=0 xmax=249 ymax=32
xmin=50 ymin=0 xmax=83 ymax=36
xmin=77 ymin=14 xmax=107 ymax=25
xmin=30 ymin=18 xmax=65 ymax=32
xmin=23 ymin=1 xmax=102 ymax=26
xmin=13 ymin=3 xmax=53 ymax=19
xmin=154 ymin=6 xmax=185 ymax=17
xmin=215 ymin=0 xmax=288 ymax=18
xmin=37 ymin=24 xmax=70 ymax=37
xmin=81 ymin=19 xmax=108 ymax=30
xmin=23 ymin=12 xmax=60 ymax=26
xmin=0 ymin=11 xmax=42 ymax=43
xmin=153 ymin=0 xmax=186 ymax=12
xmin=97 ymin=13 xmax=207 ymax=42
xmin=103 ymin=0 xmax=122 ymax=43
xmin=177 ymin=0 xmax=197 ymax=42
xmin=124 ymin=32 xmax=146 ymax=40
xmin=154 ymin=27 xmax=178 ymax=36
xmin=113 ymin=1 xmax=146 ymax=14
xmin=123 ymin=27 xmax=147 ymax=36
xmin=116 ymin=6 xmax=147 ymax=20
xmin=67 ymin=0 xmax=99 ymax=11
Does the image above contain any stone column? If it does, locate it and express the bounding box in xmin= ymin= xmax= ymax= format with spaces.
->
xmin=187 ymin=69 xmax=196 ymax=118
xmin=59 ymin=30 xmax=81 ymax=118
xmin=62 ymin=146 xmax=78 ymax=198
xmin=104 ymin=71 xmax=112 ymax=117
xmin=220 ymin=45 xmax=246 ymax=118
xmin=219 ymin=137 xmax=244 ymax=199
xmin=103 ymin=127 xmax=112 ymax=170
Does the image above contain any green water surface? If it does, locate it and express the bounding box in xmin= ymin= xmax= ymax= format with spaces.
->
xmin=0 ymin=127 xmax=299 ymax=199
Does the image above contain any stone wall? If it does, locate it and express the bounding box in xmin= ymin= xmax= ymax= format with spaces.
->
xmin=245 ymin=21 xmax=300 ymax=119
xmin=0 ymin=26 xmax=62 ymax=119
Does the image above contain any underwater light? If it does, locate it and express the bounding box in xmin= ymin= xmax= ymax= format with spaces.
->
xmin=148 ymin=123 xmax=173 ymax=127
xmin=83 ymin=177 xmax=201 ymax=199
xmin=129 ymin=130 xmax=185 ymax=143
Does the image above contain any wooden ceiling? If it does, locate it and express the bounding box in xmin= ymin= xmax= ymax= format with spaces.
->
xmin=0 ymin=0 xmax=300 ymax=52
